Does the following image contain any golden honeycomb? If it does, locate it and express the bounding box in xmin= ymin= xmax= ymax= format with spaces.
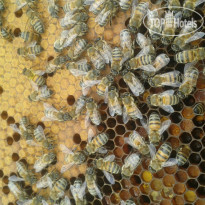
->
xmin=0 ymin=0 xmax=205 ymax=205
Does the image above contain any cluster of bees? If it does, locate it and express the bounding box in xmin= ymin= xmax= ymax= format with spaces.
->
xmin=1 ymin=0 xmax=205 ymax=204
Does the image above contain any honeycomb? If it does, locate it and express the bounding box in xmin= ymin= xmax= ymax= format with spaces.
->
xmin=0 ymin=0 xmax=205 ymax=204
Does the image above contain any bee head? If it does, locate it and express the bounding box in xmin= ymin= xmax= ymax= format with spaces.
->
xmin=148 ymin=77 xmax=155 ymax=87
xmin=86 ymin=167 xmax=95 ymax=175
xmin=81 ymin=12 xmax=89 ymax=21
xmin=86 ymin=97 xmax=93 ymax=103
xmin=151 ymin=33 xmax=160 ymax=41
xmin=148 ymin=165 xmax=157 ymax=173
xmin=161 ymin=36 xmax=171 ymax=45
xmin=107 ymin=74 xmax=114 ymax=82
xmin=171 ymin=42 xmax=180 ymax=52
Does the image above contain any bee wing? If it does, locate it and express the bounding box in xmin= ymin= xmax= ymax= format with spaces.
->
xmin=155 ymin=54 xmax=170 ymax=70
xmin=84 ymin=0 xmax=95 ymax=5
xmin=33 ymin=70 xmax=45 ymax=76
xmin=131 ymin=0 xmax=138 ymax=16
xmin=162 ymin=158 xmax=178 ymax=167
xmin=78 ymin=181 xmax=87 ymax=200
xmin=64 ymin=34 xmax=78 ymax=48
xmin=35 ymin=125 xmax=46 ymax=139
xmin=161 ymin=89 xmax=175 ymax=96
xmin=104 ymin=86 xmax=109 ymax=103
xmin=159 ymin=119 xmax=171 ymax=134
xmin=108 ymin=103 xmax=115 ymax=117
xmin=30 ymin=81 xmax=39 ymax=91
xmin=136 ymin=33 xmax=151 ymax=48
xmin=89 ymin=0 xmax=105 ymax=12
xmin=61 ymin=163 xmax=74 ymax=173
xmin=148 ymin=144 xmax=156 ymax=158
xmin=97 ymin=147 xmax=108 ymax=154
xmin=104 ymin=154 xmax=115 ymax=162
xmin=124 ymin=137 xmax=134 ymax=147
xmin=92 ymin=107 xmax=101 ymax=125
xmin=129 ymin=75 xmax=145 ymax=96
xmin=60 ymin=13 xmax=77 ymax=27
xmin=10 ymin=124 xmax=21 ymax=135
xmin=185 ymin=32 xmax=205 ymax=44
xmin=36 ymin=177 xmax=49 ymax=189
xmin=136 ymin=46 xmax=151 ymax=57
xmin=85 ymin=110 xmax=91 ymax=127
xmin=103 ymin=171 xmax=115 ymax=184
xmin=16 ymin=0 xmax=27 ymax=11
xmin=140 ymin=118 xmax=149 ymax=132
xmin=85 ymin=80 xmax=101 ymax=88
xmin=60 ymin=144 xmax=74 ymax=154
xmin=43 ymin=103 xmax=58 ymax=112
xmin=8 ymin=175 xmax=24 ymax=182
xmin=27 ymin=54 xmax=36 ymax=60
xmin=102 ymin=43 xmax=112 ymax=64
xmin=184 ymin=62 xmax=197 ymax=73
xmin=88 ymin=128 xmax=95 ymax=142
xmin=120 ymin=201 xmax=126 ymax=205
xmin=160 ymin=105 xmax=174 ymax=113
xmin=139 ymin=65 xmax=156 ymax=72
xmin=122 ymin=106 xmax=129 ymax=124
xmin=195 ymin=0 xmax=205 ymax=7
xmin=47 ymin=176 xmax=54 ymax=189
xmin=63 ymin=196 xmax=71 ymax=205
xmin=94 ymin=183 xmax=103 ymax=199
xmin=132 ymin=131 xmax=146 ymax=144
xmin=160 ymin=71 xmax=182 ymax=87
xmin=96 ymin=9 xmax=111 ymax=24
xmin=69 ymin=69 xmax=88 ymax=76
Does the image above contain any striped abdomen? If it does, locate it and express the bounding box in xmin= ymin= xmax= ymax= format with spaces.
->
xmin=119 ymin=0 xmax=132 ymax=10
xmin=16 ymin=162 xmax=27 ymax=178
xmin=32 ymin=75 xmax=46 ymax=87
xmin=149 ymin=112 xmax=161 ymax=131
xmin=193 ymin=103 xmax=205 ymax=115
xmin=30 ymin=16 xmax=44 ymax=34
xmin=176 ymin=145 xmax=191 ymax=166
xmin=54 ymin=178 xmax=67 ymax=193
xmin=174 ymin=50 xmax=195 ymax=63
xmin=97 ymin=160 xmax=121 ymax=174
xmin=162 ymin=95 xmax=180 ymax=105
xmin=156 ymin=142 xmax=172 ymax=163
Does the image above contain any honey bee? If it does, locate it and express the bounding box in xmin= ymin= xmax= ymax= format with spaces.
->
xmin=87 ymin=46 xmax=106 ymax=71
xmin=8 ymin=181 xmax=29 ymax=204
xmin=60 ymin=144 xmax=87 ymax=173
xmin=8 ymin=161 xmax=37 ymax=185
xmin=149 ymin=142 xmax=177 ymax=173
xmin=34 ymin=125 xmax=56 ymax=150
xmin=94 ymin=154 xmax=121 ymax=184
xmin=85 ymin=129 xmax=108 ymax=155
xmin=121 ymin=92 xmax=143 ymax=123
xmin=121 ymin=199 xmax=135 ymax=205
xmin=1 ymin=27 xmax=14 ymax=42
xmin=121 ymin=153 xmax=141 ymax=178
xmin=96 ymin=74 xmax=114 ymax=96
xmin=42 ymin=103 xmax=72 ymax=122
xmin=168 ymin=0 xmax=181 ymax=13
xmin=48 ymin=0 xmax=59 ymax=18
xmin=122 ymin=70 xmax=145 ymax=96
xmin=147 ymin=9 xmax=162 ymax=41
xmin=172 ymin=25 xmax=205 ymax=52
xmin=125 ymin=131 xmax=150 ymax=155
xmin=10 ymin=117 xmax=37 ymax=146
xmin=95 ymin=0 xmax=119 ymax=27
xmin=20 ymin=31 xmax=41 ymax=45
xmin=120 ymin=29 xmax=134 ymax=63
xmin=107 ymin=86 xmax=122 ymax=117
xmin=183 ymin=0 xmax=205 ymax=18
xmin=28 ymin=85 xmax=54 ymax=102
xmin=177 ymin=64 xmax=199 ymax=98
xmin=85 ymin=97 xmax=102 ymax=125
xmin=50 ymin=178 xmax=68 ymax=202
xmin=54 ymin=23 xmax=88 ymax=52
xmin=0 ymin=0 xmax=4 ymax=11
xmin=59 ymin=196 xmax=71 ymax=205
xmin=26 ymin=195 xmax=48 ymax=205
xmin=141 ymin=112 xmax=171 ymax=145
xmin=22 ymin=68 xmax=46 ymax=87
xmin=72 ymin=95 xmax=87 ymax=117
xmin=66 ymin=59 xmax=91 ymax=77
xmin=176 ymin=145 xmax=191 ymax=166
xmin=63 ymin=0 xmax=85 ymax=13
xmin=36 ymin=169 xmax=60 ymax=189
xmin=88 ymin=0 xmax=106 ymax=15
xmin=85 ymin=167 xmax=103 ymax=199
xmin=175 ymin=47 xmax=205 ymax=63
xmin=128 ymin=2 xmax=149 ymax=33
xmin=95 ymin=38 xmax=112 ymax=64
xmin=18 ymin=43 xmax=44 ymax=60
xmin=26 ymin=8 xmax=45 ymax=34
xmin=119 ymin=0 xmax=134 ymax=11
xmin=161 ymin=11 xmax=181 ymax=45
xmin=148 ymin=71 xmax=182 ymax=87
xmin=34 ymin=152 xmax=56 ymax=172
xmin=80 ymin=69 xmax=101 ymax=96
xmin=70 ymin=179 xmax=87 ymax=205
xmin=147 ymin=90 xmax=180 ymax=113
xmin=15 ymin=0 xmax=36 ymax=11
xmin=66 ymin=38 xmax=88 ymax=61
xmin=111 ymin=47 xmax=123 ymax=75
xmin=60 ymin=11 xmax=89 ymax=29
xmin=193 ymin=102 xmax=205 ymax=115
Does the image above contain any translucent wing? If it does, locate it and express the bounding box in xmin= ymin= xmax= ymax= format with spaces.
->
xmin=161 ymin=105 xmax=174 ymax=113
xmin=47 ymin=176 xmax=53 ymax=189
xmin=35 ymin=125 xmax=46 ymax=139
xmin=104 ymin=154 xmax=115 ymax=162
xmin=101 ymin=43 xmax=112 ymax=64
xmin=161 ymin=89 xmax=175 ymax=96
xmin=63 ymin=35 xmax=78 ymax=48
xmin=88 ymin=128 xmax=95 ymax=142
xmin=162 ymin=158 xmax=178 ymax=167
xmin=60 ymin=13 xmax=77 ymax=27
xmin=78 ymin=181 xmax=87 ymax=200
xmin=33 ymin=70 xmax=45 ymax=76
xmin=108 ymin=103 xmax=115 ymax=117
xmin=122 ymin=106 xmax=129 ymax=124
xmin=62 ymin=196 xmax=71 ymax=205
xmin=84 ymin=0 xmax=95 ymax=5
xmin=26 ymin=140 xmax=40 ymax=147
xmin=121 ymin=201 xmax=126 ymax=205
xmin=60 ymin=144 xmax=74 ymax=154
xmin=9 ymin=175 xmax=24 ymax=182
xmin=92 ymin=107 xmax=101 ymax=125
xmin=154 ymin=54 xmax=170 ymax=70
xmin=96 ymin=10 xmax=111 ymax=25
xmin=44 ymin=103 xmax=58 ymax=112
xmin=140 ymin=118 xmax=149 ymax=132
xmin=148 ymin=144 xmax=156 ymax=158
xmin=136 ymin=33 xmax=151 ymax=48
xmin=41 ymin=116 xmax=54 ymax=121
xmin=61 ymin=163 xmax=74 ymax=173
xmin=104 ymin=87 xmax=109 ymax=104
xmin=97 ymin=147 xmax=107 ymax=154
xmin=136 ymin=46 xmax=151 ymax=57
xmin=84 ymin=80 xmax=101 ymax=88
xmin=195 ymin=0 xmax=205 ymax=7
xmin=36 ymin=176 xmax=49 ymax=189
xmin=10 ymin=124 xmax=21 ymax=134
xmin=85 ymin=110 xmax=91 ymax=127
xmin=185 ymin=32 xmax=205 ymax=44
xmin=159 ymin=119 xmax=171 ymax=134
xmin=16 ymin=0 xmax=27 ymax=11
xmin=103 ymin=171 xmax=115 ymax=184
xmin=89 ymin=0 xmax=105 ymax=12
xmin=30 ymin=81 xmax=39 ymax=91
xmin=94 ymin=183 xmax=103 ymax=199
xmin=131 ymin=131 xmax=146 ymax=145
xmin=69 ymin=69 xmax=88 ymax=76
xmin=140 ymin=65 xmax=156 ymax=72
xmin=128 ymin=75 xmax=145 ymax=96
xmin=160 ymin=71 xmax=182 ymax=87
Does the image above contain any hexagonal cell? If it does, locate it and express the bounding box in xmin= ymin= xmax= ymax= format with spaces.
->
xmin=6 ymin=137 xmax=13 ymax=145
xmin=173 ymin=183 xmax=186 ymax=195
xmin=172 ymin=196 xmax=184 ymax=205
xmin=188 ymin=166 xmax=200 ymax=178
xmin=190 ymin=140 xmax=202 ymax=152
xmin=73 ymin=133 xmax=81 ymax=144
xmin=163 ymin=175 xmax=175 ymax=187
xmin=67 ymin=95 xmax=75 ymax=105
xmin=184 ymin=191 xmax=197 ymax=203
xmin=151 ymin=179 xmax=163 ymax=191
xmin=187 ymin=179 xmax=199 ymax=190
xmin=1 ymin=111 xmax=8 ymax=120
xmin=175 ymin=170 xmax=188 ymax=183
xmin=189 ymin=153 xmax=201 ymax=164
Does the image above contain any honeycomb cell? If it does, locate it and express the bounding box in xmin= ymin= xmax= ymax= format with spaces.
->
xmin=125 ymin=120 xmax=136 ymax=130
xmin=120 ymin=190 xmax=131 ymax=201
xmin=114 ymin=136 xmax=124 ymax=147
xmin=122 ymin=144 xmax=132 ymax=154
xmin=169 ymin=124 xmax=181 ymax=136
xmin=67 ymin=95 xmax=75 ymax=105
xmin=130 ymin=187 xmax=140 ymax=197
xmin=188 ymin=166 xmax=200 ymax=178
xmin=139 ymin=194 xmax=151 ymax=204
xmin=199 ymin=162 xmax=205 ymax=172
xmin=141 ymin=171 xmax=152 ymax=183
xmin=191 ymin=128 xmax=204 ymax=139
xmin=2 ymin=186 xmax=10 ymax=195
xmin=172 ymin=102 xmax=184 ymax=111
xmin=153 ymin=169 xmax=164 ymax=179
xmin=187 ymin=179 xmax=199 ymax=189
xmin=13 ymin=28 xmax=21 ymax=37
xmin=107 ymin=118 xmax=116 ymax=128
xmin=0 ymin=86 xmax=3 ymax=95
xmin=201 ymin=149 xmax=205 ymax=160
xmin=174 ymin=183 xmax=186 ymax=195
xmin=73 ymin=134 xmax=81 ymax=144
xmin=6 ymin=137 xmax=13 ymax=145
xmin=112 ymin=182 xmax=121 ymax=193
xmin=130 ymin=175 xmax=141 ymax=186
xmin=179 ymin=132 xmax=192 ymax=144
xmin=110 ymin=193 xmax=120 ymax=204
xmin=189 ymin=153 xmax=201 ymax=164
xmin=2 ymin=176 xmax=9 ymax=184
xmin=103 ymin=185 xmax=112 ymax=195
xmin=161 ymin=200 xmax=171 ymax=205
xmin=106 ymin=129 xmax=115 ymax=139
xmin=121 ymin=179 xmax=131 ymax=189
xmin=0 ymin=170 xmax=3 ymax=178
xmin=167 ymin=137 xmax=179 ymax=149
xmin=182 ymin=107 xmax=195 ymax=119
xmin=198 ymin=174 xmax=205 ymax=185
xmin=13 ymin=133 xmax=20 ymax=142
xmin=114 ymin=147 xmax=123 ymax=158
xmin=7 ymin=117 xmax=15 ymax=125
xmin=151 ymin=179 xmax=163 ymax=191
xmin=162 ymin=187 xmax=174 ymax=199
xmin=140 ymin=183 xmax=151 ymax=194
xmin=172 ymin=196 xmax=185 ymax=205
xmin=1 ymin=111 xmax=8 ymax=120
xmin=150 ymin=191 xmax=162 ymax=203
xmin=170 ymin=112 xmax=182 ymax=123
xmin=184 ymin=191 xmax=197 ymax=203
xmin=180 ymin=119 xmax=194 ymax=132
xmin=183 ymin=95 xmax=195 ymax=106
xmin=196 ymin=187 xmax=205 ymax=198
xmin=163 ymin=175 xmax=175 ymax=187
xmin=190 ymin=140 xmax=202 ymax=152
xmin=175 ymin=170 xmax=188 ymax=182
xmin=115 ymin=125 xmax=125 ymax=135
xmin=193 ymin=115 xmax=205 ymax=127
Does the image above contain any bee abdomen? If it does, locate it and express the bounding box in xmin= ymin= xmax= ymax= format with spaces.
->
xmin=156 ymin=143 xmax=172 ymax=162
xmin=193 ymin=103 xmax=205 ymax=115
